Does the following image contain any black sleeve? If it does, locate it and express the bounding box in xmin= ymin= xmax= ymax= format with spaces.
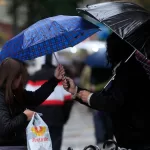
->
xmin=90 ymin=81 xmax=125 ymax=112
xmin=75 ymin=86 xmax=124 ymax=112
xmin=74 ymin=87 xmax=93 ymax=108
xmin=24 ymin=76 xmax=60 ymax=108
xmin=0 ymin=94 xmax=27 ymax=136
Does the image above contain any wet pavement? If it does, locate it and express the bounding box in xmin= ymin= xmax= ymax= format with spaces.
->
xmin=61 ymin=102 xmax=96 ymax=150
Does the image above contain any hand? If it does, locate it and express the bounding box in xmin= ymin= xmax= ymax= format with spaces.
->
xmin=23 ymin=109 xmax=35 ymax=121
xmin=54 ymin=64 xmax=65 ymax=80
xmin=78 ymin=90 xmax=91 ymax=103
xmin=63 ymin=77 xmax=76 ymax=94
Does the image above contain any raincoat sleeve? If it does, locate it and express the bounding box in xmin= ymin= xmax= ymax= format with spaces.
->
xmin=0 ymin=92 xmax=27 ymax=136
xmin=24 ymin=76 xmax=61 ymax=107
xmin=75 ymin=86 xmax=124 ymax=112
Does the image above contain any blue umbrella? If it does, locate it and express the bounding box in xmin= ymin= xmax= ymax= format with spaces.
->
xmin=0 ymin=15 xmax=99 ymax=62
xmin=85 ymin=48 xmax=111 ymax=68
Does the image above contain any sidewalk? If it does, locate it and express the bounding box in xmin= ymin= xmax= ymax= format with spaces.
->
xmin=61 ymin=102 xmax=96 ymax=150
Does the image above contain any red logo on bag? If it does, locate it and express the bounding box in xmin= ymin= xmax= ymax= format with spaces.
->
xmin=32 ymin=137 xmax=48 ymax=142
xmin=31 ymin=126 xmax=46 ymax=136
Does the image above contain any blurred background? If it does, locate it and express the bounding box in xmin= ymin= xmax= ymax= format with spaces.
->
xmin=0 ymin=0 xmax=149 ymax=150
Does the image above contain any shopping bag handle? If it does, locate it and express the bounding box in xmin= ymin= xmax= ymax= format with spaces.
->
xmin=34 ymin=113 xmax=44 ymax=122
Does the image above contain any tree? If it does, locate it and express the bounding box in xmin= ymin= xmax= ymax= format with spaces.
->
xmin=9 ymin=0 xmax=149 ymax=35
xmin=8 ymin=0 xmax=83 ymax=32
xmin=137 ymin=0 xmax=150 ymax=10
xmin=8 ymin=0 xmax=23 ymax=35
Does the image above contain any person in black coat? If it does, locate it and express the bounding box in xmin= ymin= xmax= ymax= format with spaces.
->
xmin=0 ymin=58 xmax=65 ymax=148
xmin=63 ymin=33 xmax=150 ymax=150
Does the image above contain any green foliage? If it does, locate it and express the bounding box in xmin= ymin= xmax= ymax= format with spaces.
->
xmin=137 ymin=0 xmax=150 ymax=10
xmin=9 ymin=0 xmax=83 ymax=29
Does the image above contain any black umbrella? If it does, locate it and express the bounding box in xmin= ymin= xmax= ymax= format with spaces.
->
xmin=77 ymin=2 xmax=150 ymax=56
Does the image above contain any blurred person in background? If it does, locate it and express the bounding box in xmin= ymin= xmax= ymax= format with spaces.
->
xmin=90 ymin=67 xmax=113 ymax=146
xmin=72 ymin=60 xmax=86 ymax=86
xmin=26 ymin=55 xmax=73 ymax=150
xmin=0 ymin=58 xmax=64 ymax=149
xmin=81 ymin=65 xmax=113 ymax=145
xmin=80 ymin=65 xmax=91 ymax=90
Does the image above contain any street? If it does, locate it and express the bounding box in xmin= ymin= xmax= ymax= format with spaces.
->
xmin=61 ymin=102 xmax=96 ymax=150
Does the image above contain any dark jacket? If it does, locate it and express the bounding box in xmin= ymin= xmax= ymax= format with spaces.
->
xmin=26 ymin=65 xmax=73 ymax=127
xmin=0 ymin=76 xmax=59 ymax=146
xmin=76 ymin=56 xmax=150 ymax=149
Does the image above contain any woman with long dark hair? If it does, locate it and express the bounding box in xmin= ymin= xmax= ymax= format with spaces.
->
xmin=0 ymin=58 xmax=65 ymax=149
xmin=63 ymin=33 xmax=150 ymax=150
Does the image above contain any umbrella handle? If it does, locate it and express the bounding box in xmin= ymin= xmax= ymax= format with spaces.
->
xmin=53 ymin=52 xmax=70 ymax=89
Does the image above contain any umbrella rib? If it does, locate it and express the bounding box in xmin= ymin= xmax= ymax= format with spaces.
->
xmin=24 ymin=21 xmax=73 ymax=50
xmin=102 ymin=11 xmax=149 ymax=23
xmin=107 ymin=18 xmax=132 ymax=27
xmin=51 ymin=20 xmax=73 ymax=47
xmin=51 ymin=20 xmax=82 ymax=47
xmin=140 ymin=36 xmax=150 ymax=51
xmin=107 ymin=17 xmax=144 ymax=38
xmin=93 ymin=10 xmax=149 ymax=23
xmin=79 ymin=8 xmax=149 ymax=21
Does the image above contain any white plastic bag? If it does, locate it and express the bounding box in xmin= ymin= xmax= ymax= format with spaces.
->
xmin=26 ymin=113 xmax=52 ymax=150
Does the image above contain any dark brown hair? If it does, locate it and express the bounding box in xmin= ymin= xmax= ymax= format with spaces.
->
xmin=107 ymin=33 xmax=134 ymax=67
xmin=0 ymin=58 xmax=28 ymax=104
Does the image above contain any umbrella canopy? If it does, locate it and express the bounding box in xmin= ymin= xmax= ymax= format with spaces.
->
xmin=85 ymin=48 xmax=111 ymax=68
xmin=0 ymin=15 xmax=100 ymax=62
xmin=77 ymin=2 xmax=150 ymax=55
